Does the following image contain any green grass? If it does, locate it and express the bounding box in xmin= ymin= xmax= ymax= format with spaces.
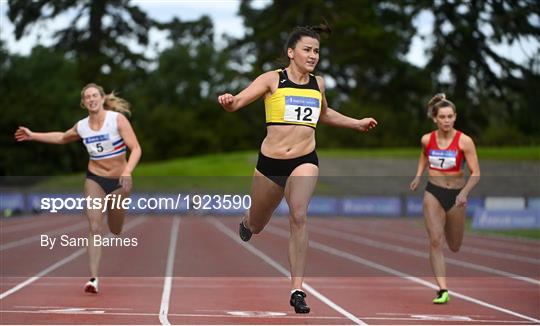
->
xmin=408 ymin=217 xmax=539 ymax=240
xmin=466 ymin=220 xmax=540 ymax=240
xmin=31 ymin=146 xmax=539 ymax=191
xmin=468 ymin=225 xmax=540 ymax=240
xmin=134 ymin=151 xmax=256 ymax=176
xmin=319 ymin=146 xmax=540 ymax=160
xmin=473 ymin=229 xmax=540 ymax=240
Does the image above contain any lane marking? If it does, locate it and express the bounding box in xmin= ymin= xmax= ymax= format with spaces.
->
xmin=0 ymin=309 xmax=350 ymax=319
xmin=0 ymin=308 xmax=533 ymax=323
xmin=331 ymin=218 xmax=540 ymax=253
xmin=209 ymin=217 xmax=366 ymax=325
xmin=410 ymin=314 xmax=472 ymax=321
xmin=0 ymin=217 xmax=147 ymax=300
xmin=306 ymin=223 xmax=540 ymax=285
xmin=266 ymin=225 xmax=540 ymax=324
xmin=159 ymin=217 xmax=180 ymax=326
xmin=39 ymin=308 xmax=105 ymax=314
xmin=1 ymin=216 xmax=72 ymax=234
xmin=0 ymin=221 xmax=88 ymax=251
xmin=226 ymin=311 xmax=287 ymax=317
xmin=311 ymin=220 xmax=540 ymax=264
xmin=15 ymin=305 xmax=133 ymax=310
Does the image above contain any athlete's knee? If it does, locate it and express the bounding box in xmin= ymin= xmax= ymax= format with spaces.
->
xmin=88 ymin=221 xmax=102 ymax=234
xmin=429 ymin=235 xmax=444 ymax=250
xmin=289 ymin=211 xmax=307 ymax=228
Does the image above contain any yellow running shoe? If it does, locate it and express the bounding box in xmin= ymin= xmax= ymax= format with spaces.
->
xmin=433 ymin=289 xmax=450 ymax=304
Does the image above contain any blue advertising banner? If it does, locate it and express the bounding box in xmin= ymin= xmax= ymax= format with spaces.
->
xmin=308 ymin=196 xmax=340 ymax=216
xmin=472 ymin=208 xmax=540 ymax=229
xmin=341 ymin=197 xmax=401 ymax=216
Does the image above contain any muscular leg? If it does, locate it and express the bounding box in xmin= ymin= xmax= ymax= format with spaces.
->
xmin=244 ymin=169 xmax=284 ymax=234
xmin=84 ymin=179 xmax=106 ymax=278
xmin=106 ymin=187 xmax=129 ymax=235
xmin=445 ymin=205 xmax=466 ymax=252
xmin=284 ymin=164 xmax=318 ymax=291
xmin=423 ymin=191 xmax=448 ymax=290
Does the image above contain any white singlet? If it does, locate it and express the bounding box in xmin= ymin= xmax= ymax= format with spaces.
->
xmin=76 ymin=110 xmax=126 ymax=160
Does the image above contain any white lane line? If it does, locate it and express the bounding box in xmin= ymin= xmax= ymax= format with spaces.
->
xmin=1 ymin=216 xmax=71 ymax=234
xmin=0 ymin=309 xmax=533 ymax=323
xmin=306 ymin=223 xmax=540 ymax=285
xmin=0 ymin=217 xmax=147 ymax=300
xmin=1 ymin=221 xmax=88 ymax=251
xmin=159 ymin=217 xmax=180 ymax=326
xmin=340 ymin=219 xmax=539 ymax=253
xmin=310 ymin=220 xmax=540 ymax=264
xmin=266 ymin=225 xmax=540 ymax=324
xmin=209 ymin=218 xmax=365 ymax=325
xmin=0 ymin=309 xmax=350 ymax=319
xmin=15 ymin=305 xmax=133 ymax=310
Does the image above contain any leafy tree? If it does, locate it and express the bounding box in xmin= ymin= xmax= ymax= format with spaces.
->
xmin=8 ymin=0 xmax=153 ymax=82
xmin=413 ymin=0 xmax=540 ymax=141
xmin=1 ymin=45 xmax=84 ymax=175
xmin=234 ymin=0 xmax=430 ymax=147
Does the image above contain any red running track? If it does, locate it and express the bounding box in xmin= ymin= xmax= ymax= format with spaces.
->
xmin=0 ymin=214 xmax=539 ymax=325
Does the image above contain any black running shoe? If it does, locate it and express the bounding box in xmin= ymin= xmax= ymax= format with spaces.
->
xmin=239 ymin=219 xmax=252 ymax=242
xmin=290 ymin=290 xmax=310 ymax=313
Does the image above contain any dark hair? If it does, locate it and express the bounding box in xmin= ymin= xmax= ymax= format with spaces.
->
xmin=283 ymin=22 xmax=332 ymax=61
xmin=427 ymin=93 xmax=456 ymax=118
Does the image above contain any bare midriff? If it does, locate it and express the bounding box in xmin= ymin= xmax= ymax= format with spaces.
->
xmin=261 ymin=125 xmax=316 ymax=159
xmin=88 ymin=154 xmax=127 ymax=177
xmin=428 ymin=169 xmax=466 ymax=189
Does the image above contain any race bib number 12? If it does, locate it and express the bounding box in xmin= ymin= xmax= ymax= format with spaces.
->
xmin=283 ymin=96 xmax=320 ymax=123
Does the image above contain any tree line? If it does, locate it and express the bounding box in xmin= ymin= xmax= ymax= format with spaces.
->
xmin=2 ymin=0 xmax=539 ymax=175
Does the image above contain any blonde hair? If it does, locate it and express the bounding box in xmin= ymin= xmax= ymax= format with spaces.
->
xmin=427 ymin=93 xmax=456 ymax=118
xmin=80 ymin=83 xmax=131 ymax=117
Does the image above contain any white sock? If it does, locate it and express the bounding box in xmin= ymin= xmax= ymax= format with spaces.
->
xmin=291 ymin=288 xmax=303 ymax=294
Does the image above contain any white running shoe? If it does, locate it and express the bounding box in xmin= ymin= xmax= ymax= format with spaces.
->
xmin=84 ymin=277 xmax=99 ymax=293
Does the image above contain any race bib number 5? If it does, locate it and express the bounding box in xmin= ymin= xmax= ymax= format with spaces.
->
xmin=85 ymin=134 xmax=112 ymax=156
xmin=428 ymin=149 xmax=457 ymax=170
xmin=284 ymin=96 xmax=320 ymax=123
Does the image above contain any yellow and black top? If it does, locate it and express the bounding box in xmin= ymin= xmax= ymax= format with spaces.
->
xmin=265 ymin=69 xmax=322 ymax=129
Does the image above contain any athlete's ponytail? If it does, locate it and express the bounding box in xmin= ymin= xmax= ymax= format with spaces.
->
xmin=104 ymin=91 xmax=131 ymax=117
xmin=427 ymin=93 xmax=455 ymax=118
xmin=80 ymin=83 xmax=131 ymax=117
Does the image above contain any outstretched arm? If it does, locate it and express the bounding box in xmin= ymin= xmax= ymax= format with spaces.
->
xmin=316 ymin=76 xmax=377 ymax=131
xmin=218 ymin=71 xmax=275 ymax=112
xmin=14 ymin=125 xmax=80 ymax=144
xmin=320 ymin=107 xmax=377 ymax=131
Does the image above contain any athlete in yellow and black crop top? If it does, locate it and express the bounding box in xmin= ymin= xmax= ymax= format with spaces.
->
xmin=218 ymin=24 xmax=378 ymax=315
xmin=265 ymin=69 xmax=322 ymax=129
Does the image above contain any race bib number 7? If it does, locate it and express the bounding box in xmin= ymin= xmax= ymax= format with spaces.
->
xmin=283 ymin=96 xmax=320 ymax=123
xmin=428 ymin=149 xmax=457 ymax=170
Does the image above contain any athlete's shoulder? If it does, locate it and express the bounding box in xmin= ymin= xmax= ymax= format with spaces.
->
xmin=76 ymin=116 xmax=89 ymax=126
xmin=314 ymin=75 xmax=325 ymax=91
xmin=115 ymin=110 xmax=131 ymax=125
xmin=258 ymin=70 xmax=280 ymax=82
xmin=420 ymin=132 xmax=432 ymax=146
xmin=458 ymin=132 xmax=475 ymax=148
